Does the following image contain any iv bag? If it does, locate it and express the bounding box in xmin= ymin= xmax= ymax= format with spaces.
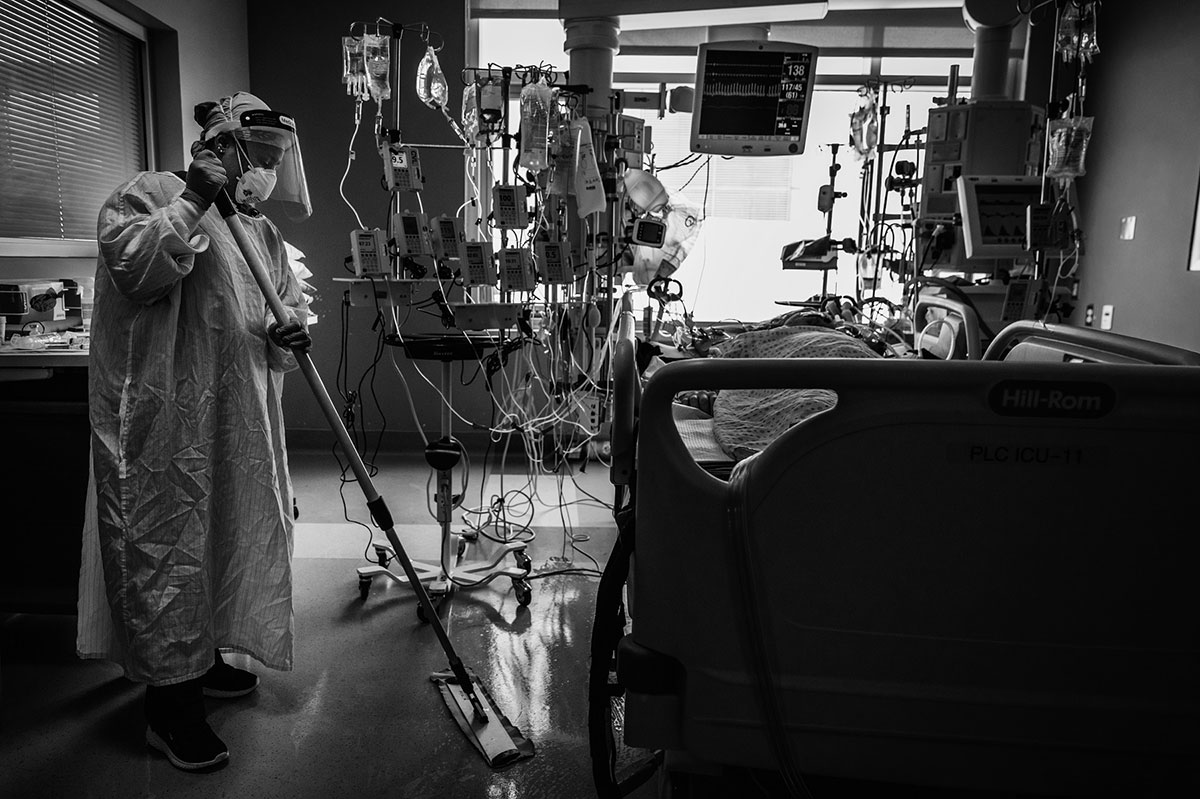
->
xmin=518 ymin=80 xmax=553 ymax=173
xmin=478 ymin=77 xmax=505 ymax=126
xmin=572 ymin=117 xmax=605 ymax=216
xmin=849 ymin=91 xmax=878 ymax=162
xmin=416 ymin=46 xmax=448 ymax=110
xmin=547 ymin=116 xmax=575 ymax=196
xmin=461 ymin=85 xmax=479 ymax=142
xmin=363 ymin=33 xmax=391 ymax=103
xmin=342 ymin=37 xmax=369 ymax=100
xmin=1045 ymin=116 xmax=1094 ymax=186
xmin=1078 ymin=3 xmax=1100 ymax=63
xmin=1056 ymin=3 xmax=1099 ymax=63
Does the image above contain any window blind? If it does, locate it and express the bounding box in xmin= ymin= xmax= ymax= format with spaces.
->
xmin=0 ymin=0 xmax=146 ymax=241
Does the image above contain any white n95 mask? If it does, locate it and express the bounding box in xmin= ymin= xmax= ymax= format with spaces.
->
xmin=235 ymin=166 xmax=277 ymax=206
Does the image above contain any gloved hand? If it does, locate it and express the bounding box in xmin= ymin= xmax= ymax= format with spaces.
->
xmin=182 ymin=150 xmax=227 ymax=208
xmin=268 ymin=318 xmax=311 ymax=351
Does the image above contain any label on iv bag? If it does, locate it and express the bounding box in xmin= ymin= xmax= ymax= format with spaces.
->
xmin=572 ymin=117 xmax=606 ymax=218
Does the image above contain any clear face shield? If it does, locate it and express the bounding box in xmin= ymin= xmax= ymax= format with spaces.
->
xmin=214 ymin=109 xmax=312 ymax=221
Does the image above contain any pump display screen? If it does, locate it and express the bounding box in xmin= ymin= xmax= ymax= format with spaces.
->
xmin=690 ymin=41 xmax=819 ymax=157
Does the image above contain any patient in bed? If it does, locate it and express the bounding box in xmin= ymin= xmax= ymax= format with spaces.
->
xmin=661 ymin=321 xmax=880 ymax=463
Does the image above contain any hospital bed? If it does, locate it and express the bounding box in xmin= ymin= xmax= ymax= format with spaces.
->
xmin=985 ymin=319 xmax=1200 ymax=365
xmin=912 ymin=294 xmax=982 ymax=359
xmin=593 ymin=316 xmax=1200 ymax=797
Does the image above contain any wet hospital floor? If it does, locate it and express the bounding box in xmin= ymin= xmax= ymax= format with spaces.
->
xmin=0 ymin=447 xmax=1175 ymax=798
xmin=0 ymin=447 xmax=647 ymax=799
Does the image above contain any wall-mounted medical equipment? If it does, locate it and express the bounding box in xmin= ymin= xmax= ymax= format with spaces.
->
xmin=956 ymin=175 xmax=1043 ymax=260
xmin=921 ymin=101 xmax=1043 ymax=219
xmin=350 ymin=228 xmax=391 ymax=277
xmin=917 ymin=100 xmax=1044 ymax=269
xmin=690 ymin=40 xmax=819 ymax=157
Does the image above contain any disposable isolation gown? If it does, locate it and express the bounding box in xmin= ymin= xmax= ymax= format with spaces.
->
xmin=79 ymin=171 xmax=306 ymax=686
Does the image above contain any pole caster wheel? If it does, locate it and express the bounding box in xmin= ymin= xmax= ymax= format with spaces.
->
xmin=358 ymin=575 xmax=372 ymax=601
xmin=513 ymin=550 xmax=532 ymax=575
xmin=373 ymin=545 xmax=391 ymax=567
xmin=513 ymin=578 xmax=533 ymax=606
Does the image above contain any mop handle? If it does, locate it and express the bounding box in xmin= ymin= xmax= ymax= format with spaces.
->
xmin=212 ymin=191 xmax=376 ymax=493
xmin=213 ymin=191 xmax=480 ymax=699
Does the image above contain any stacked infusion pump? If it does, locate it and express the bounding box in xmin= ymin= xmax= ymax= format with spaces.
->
xmin=918 ymin=99 xmax=1044 ymax=271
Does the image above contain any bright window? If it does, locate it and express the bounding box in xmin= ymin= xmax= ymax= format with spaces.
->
xmin=622 ymin=87 xmax=939 ymax=323
xmin=475 ymin=17 xmax=949 ymax=322
xmin=0 ymin=0 xmax=148 ymax=244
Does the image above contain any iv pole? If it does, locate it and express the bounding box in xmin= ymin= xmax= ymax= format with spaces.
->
xmin=816 ymin=142 xmax=846 ymax=301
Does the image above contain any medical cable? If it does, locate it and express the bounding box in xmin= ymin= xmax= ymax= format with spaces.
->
xmin=336 ymin=281 xmax=384 ymax=476
xmin=672 ymin=155 xmax=712 ymax=196
xmin=339 ymin=99 xmax=367 ymax=230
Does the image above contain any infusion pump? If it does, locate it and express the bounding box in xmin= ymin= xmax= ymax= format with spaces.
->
xmin=392 ymin=211 xmax=433 ymax=258
xmin=350 ymin=228 xmax=389 ymax=276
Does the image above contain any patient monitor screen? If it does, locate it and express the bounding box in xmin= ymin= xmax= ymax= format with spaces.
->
xmin=691 ymin=41 xmax=818 ymax=157
xmin=957 ymin=175 xmax=1042 ymax=260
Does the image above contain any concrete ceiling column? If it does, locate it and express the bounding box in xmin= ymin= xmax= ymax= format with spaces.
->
xmin=963 ymin=0 xmax=1024 ymax=100
xmin=706 ymin=23 xmax=771 ymax=42
xmin=562 ymin=16 xmax=620 ymax=123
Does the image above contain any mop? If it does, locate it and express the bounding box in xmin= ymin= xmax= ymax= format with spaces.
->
xmin=215 ymin=190 xmax=533 ymax=768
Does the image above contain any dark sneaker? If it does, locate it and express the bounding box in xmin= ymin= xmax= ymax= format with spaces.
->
xmin=202 ymin=660 xmax=260 ymax=699
xmin=146 ymin=720 xmax=229 ymax=771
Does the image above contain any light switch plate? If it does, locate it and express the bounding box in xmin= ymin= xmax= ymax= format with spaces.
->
xmin=1120 ymin=216 xmax=1136 ymax=240
xmin=1100 ymin=304 xmax=1114 ymax=330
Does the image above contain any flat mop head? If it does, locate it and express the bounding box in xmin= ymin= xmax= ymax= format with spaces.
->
xmin=432 ymin=668 xmax=535 ymax=769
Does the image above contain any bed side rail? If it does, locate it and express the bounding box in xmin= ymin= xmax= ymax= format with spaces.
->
xmin=984 ymin=320 xmax=1200 ymax=364
xmin=913 ymin=294 xmax=982 ymax=360
xmin=638 ymin=359 xmax=1200 ymax=467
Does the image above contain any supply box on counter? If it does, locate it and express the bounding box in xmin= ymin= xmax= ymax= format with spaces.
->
xmin=0 ymin=281 xmax=80 ymax=333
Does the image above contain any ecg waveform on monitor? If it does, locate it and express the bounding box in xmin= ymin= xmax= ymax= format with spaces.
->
xmin=702 ymin=72 xmax=782 ymax=99
xmin=696 ymin=51 xmax=813 ymax=138
xmin=702 ymin=63 xmax=784 ymax=100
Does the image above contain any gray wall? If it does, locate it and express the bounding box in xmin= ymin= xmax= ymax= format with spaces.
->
xmin=1072 ymin=0 xmax=1200 ymax=349
xmin=108 ymin=0 xmax=250 ymax=169
xmin=246 ymin=2 xmax=487 ymax=446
